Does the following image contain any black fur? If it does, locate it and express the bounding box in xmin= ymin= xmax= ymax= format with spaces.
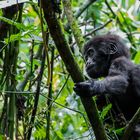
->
xmin=74 ymin=34 xmax=140 ymax=139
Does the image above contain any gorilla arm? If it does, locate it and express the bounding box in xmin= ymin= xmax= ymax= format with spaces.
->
xmin=74 ymin=75 xmax=128 ymax=97
xmin=74 ymin=58 xmax=129 ymax=97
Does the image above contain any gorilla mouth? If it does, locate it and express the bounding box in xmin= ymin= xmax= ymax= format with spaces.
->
xmin=86 ymin=64 xmax=94 ymax=73
xmin=86 ymin=64 xmax=94 ymax=71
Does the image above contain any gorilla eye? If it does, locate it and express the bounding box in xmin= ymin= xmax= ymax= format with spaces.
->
xmin=87 ymin=48 xmax=94 ymax=57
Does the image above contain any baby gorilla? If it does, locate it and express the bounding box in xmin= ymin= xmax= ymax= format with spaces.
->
xmin=74 ymin=34 xmax=140 ymax=139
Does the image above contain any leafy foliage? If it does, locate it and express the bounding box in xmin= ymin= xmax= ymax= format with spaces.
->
xmin=0 ymin=0 xmax=140 ymax=139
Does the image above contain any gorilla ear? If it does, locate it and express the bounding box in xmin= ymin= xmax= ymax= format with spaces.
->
xmin=107 ymin=43 xmax=117 ymax=54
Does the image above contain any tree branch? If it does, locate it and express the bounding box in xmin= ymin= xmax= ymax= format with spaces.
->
xmin=121 ymin=107 xmax=140 ymax=140
xmin=63 ymin=0 xmax=84 ymax=49
xmin=64 ymin=0 xmax=97 ymax=32
xmin=41 ymin=1 xmax=108 ymax=140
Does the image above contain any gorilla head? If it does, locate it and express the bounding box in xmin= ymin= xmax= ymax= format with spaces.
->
xmin=83 ymin=34 xmax=130 ymax=78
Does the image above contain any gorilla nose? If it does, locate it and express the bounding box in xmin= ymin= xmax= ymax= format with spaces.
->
xmin=86 ymin=61 xmax=91 ymax=66
xmin=86 ymin=60 xmax=95 ymax=67
xmin=86 ymin=61 xmax=94 ymax=67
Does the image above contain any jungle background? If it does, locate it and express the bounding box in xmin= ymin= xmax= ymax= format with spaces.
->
xmin=0 ymin=0 xmax=140 ymax=140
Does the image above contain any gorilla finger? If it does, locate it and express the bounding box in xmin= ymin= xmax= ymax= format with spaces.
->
xmin=74 ymin=82 xmax=85 ymax=86
xmin=73 ymin=86 xmax=81 ymax=92
xmin=74 ymin=83 xmax=85 ymax=90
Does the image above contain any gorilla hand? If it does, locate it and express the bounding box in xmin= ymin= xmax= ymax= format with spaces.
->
xmin=73 ymin=80 xmax=96 ymax=97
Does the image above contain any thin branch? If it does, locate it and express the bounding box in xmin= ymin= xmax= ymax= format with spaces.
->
xmin=121 ymin=107 xmax=140 ymax=140
xmin=47 ymin=74 xmax=70 ymax=110
xmin=46 ymin=47 xmax=54 ymax=139
xmin=71 ymin=20 xmax=112 ymax=47
xmin=27 ymin=33 xmax=48 ymax=140
xmin=40 ymin=93 xmax=89 ymax=125
xmin=17 ymin=44 xmax=43 ymax=91
xmin=75 ymin=0 xmax=97 ymax=18
xmin=84 ymin=20 xmax=112 ymax=37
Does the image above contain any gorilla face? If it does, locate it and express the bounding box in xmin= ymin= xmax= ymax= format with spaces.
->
xmin=84 ymin=43 xmax=111 ymax=78
xmin=83 ymin=34 xmax=130 ymax=79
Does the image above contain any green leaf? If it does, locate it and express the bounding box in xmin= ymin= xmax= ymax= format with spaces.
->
xmin=0 ymin=16 xmax=26 ymax=30
xmin=115 ymin=127 xmax=124 ymax=135
xmin=4 ymin=33 xmax=22 ymax=43
xmin=55 ymin=131 xmax=63 ymax=139
xmin=101 ymin=104 xmax=112 ymax=120
xmin=134 ymin=51 xmax=140 ymax=64
xmin=0 ymin=134 xmax=6 ymax=140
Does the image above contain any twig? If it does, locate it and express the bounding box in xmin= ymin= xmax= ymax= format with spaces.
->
xmin=75 ymin=0 xmax=96 ymax=18
xmin=121 ymin=107 xmax=140 ymax=140
xmin=71 ymin=20 xmax=112 ymax=47
xmin=47 ymin=74 xmax=70 ymax=110
xmin=84 ymin=20 xmax=112 ymax=37
xmin=46 ymin=47 xmax=54 ymax=139
xmin=27 ymin=30 xmax=49 ymax=140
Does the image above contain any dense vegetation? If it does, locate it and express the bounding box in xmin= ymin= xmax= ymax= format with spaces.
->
xmin=0 ymin=0 xmax=140 ymax=139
